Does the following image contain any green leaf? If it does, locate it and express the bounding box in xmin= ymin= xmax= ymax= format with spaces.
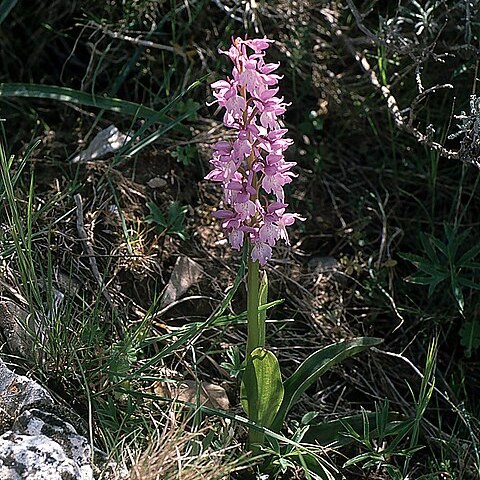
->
xmin=171 ymin=144 xmax=197 ymax=166
xmin=457 ymin=277 xmax=480 ymax=290
xmin=174 ymin=99 xmax=200 ymax=121
xmin=459 ymin=243 xmax=480 ymax=267
xmin=240 ymin=348 xmax=284 ymax=430
xmin=427 ymin=273 xmax=449 ymax=297
xmin=430 ymin=235 xmax=449 ymax=259
xmin=301 ymin=412 xmax=404 ymax=446
xmin=291 ymin=451 xmax=339 ymax=480
xmin=145 ymin=202 xmax=167 ymax=228
xmin=271 ymin=337 xmax=382 ymax=432
xmin=452 ymin=282 xmax=464 ymax=314
xmin=145 ymin=201 xmax=188 ymax=240
xmin=419 ymin=232 xmax=438 ymax=263
xmin=398 ymin=252 xmax=428 ymax=266
xmin=461 ymin=261 xmax=480 ymax=270
xmin=445 ymin=225 xmax=471 ymax=260
xmin=0 ymin=0 xmax=17 ymax=25
xmin=460 ymin=320 xmax=480 ymax=357
xmin=384 ymin=465 xmax=403 ymax=480
xmin=0 ymin=83 xmax=168 ymax=121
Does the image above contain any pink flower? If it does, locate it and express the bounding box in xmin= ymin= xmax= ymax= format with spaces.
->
xmin=277 ymin=213 xmax=306 ymax=245
xmin=243 ymin=37 xmax=274 ymax=52
xmin=225 ymin=94 xmax=246 ymax=119
xmin=251 ymin=241 xmax=273 ymax=266
xmin=234 ymin=199 xmax=257 ymax=220
xmin=229 ymin=229 xmax=245 ymax=250
xmin=259 ymin=220 xmax=280 ymax=246
xmin=262 ymin=171 xmax=293 ymax=201
xmin=205 ymin=36 xmax=303 ymax=264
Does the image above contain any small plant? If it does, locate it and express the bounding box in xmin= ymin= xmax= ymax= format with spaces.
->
xmin=174 ymin=98 xmax=201 ymax=122
xmin=401 ymin=225 xmax=480 ymax=355
xmin=145 ymin=201 xmax=189 ymax=240
xmin=400 ymin=225 xmax=480 ymax=314
xmin=342 ymin=340 xmax=437 ymax=479
xmin=171 ymin=144 xmax=198 ymax=166
xmin=220 ymin=346 xmax=243 ymax=379
xmin=205 ymin=36 xmax=381 ymax=474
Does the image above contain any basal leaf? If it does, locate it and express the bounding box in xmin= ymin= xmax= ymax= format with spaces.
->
xmin=0 ymin=83 xmax=166 ymax=120
xmin=240 ymin=348 xmax=284 ymax=430
xmin=271 ymin=337 xmax=382 ymax=432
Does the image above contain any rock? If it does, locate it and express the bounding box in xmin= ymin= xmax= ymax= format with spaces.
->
xmin=146 ymin=177 xmax=167 ymax=190
xmin=307 ymin=256 xmax=339 ymax=273
xmin=0 ymin=360 xmax=52 ymax=418
xmin=0 ymin=431 xmax=90 ymax=480
xmin=72 ymin=125 xmax=131 ymax=163
xmin=0 ymin=358 xmax=93 ymax=479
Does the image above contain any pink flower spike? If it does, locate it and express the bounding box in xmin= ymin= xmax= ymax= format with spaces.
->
xmin=206 ymin=36 xmax=300 ymax=265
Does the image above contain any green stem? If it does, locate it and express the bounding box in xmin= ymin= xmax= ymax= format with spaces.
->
xmin=246 ymin=256 xmax=261 ymax=358
xmin=245 ymin=250 xmax=266 ymax=453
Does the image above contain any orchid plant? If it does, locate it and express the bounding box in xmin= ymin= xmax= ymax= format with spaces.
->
xmin=206 ymin=36 xmax=381 ymax=466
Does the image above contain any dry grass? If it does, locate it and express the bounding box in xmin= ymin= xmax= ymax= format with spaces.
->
xmin=128 ymin=415 xmax=247 ymax=480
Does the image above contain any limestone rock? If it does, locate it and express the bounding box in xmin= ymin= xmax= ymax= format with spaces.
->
xmin=0 ymin=358 xmax=93 ymax=479
xmin=72 ymin=125 xmax=131 ymax=163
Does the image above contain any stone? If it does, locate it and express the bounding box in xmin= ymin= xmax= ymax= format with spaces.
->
xmin=146 ymin=177 xmax=167 ymax=189
xmin=72 ymin=125 xmax=131 ymax=163
xmin=0 ymin=358 xmax=93 ymax=479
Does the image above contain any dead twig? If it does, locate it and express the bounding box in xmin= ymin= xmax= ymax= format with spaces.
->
xmin=83 ymin=21 xmax=187 ymax=59
xmin=342 ymin=1 xmax=461 ymax=160
xmin=74 ymin=193 xmax=114 ymax=308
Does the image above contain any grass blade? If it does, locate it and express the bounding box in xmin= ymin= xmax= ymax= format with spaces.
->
xmin=0 ymin=83 xmax=168 ymax=121
xmin=0 ymin=0 xmax=17 ymax=25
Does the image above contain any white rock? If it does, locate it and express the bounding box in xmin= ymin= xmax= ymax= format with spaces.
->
xmin=0 ymin=359 xmax=93 ymax=479
xmin=0 ymin=432 xmax=92 ymax=480
xmin=72 ymin=125 xmax=131 ymax=163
